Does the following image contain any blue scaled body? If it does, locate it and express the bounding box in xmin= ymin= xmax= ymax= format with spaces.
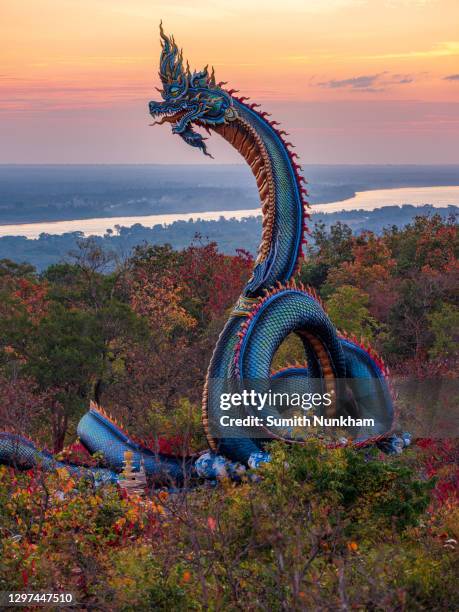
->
xmin=0 ymin=25 xmax=396 ymax=484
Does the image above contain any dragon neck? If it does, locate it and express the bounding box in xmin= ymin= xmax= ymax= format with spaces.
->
xmin=209 ymin=97 xmax=309 ymax=296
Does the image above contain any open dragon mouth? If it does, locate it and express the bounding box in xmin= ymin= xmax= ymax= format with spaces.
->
xmin=149 ymin=100 xmax=213 ymax=157
xmin=149 ymin=108 xmax=187 ymax=126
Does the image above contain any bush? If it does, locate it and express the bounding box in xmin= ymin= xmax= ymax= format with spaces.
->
xmin=0 ymin=443 xmax=457 ymax=610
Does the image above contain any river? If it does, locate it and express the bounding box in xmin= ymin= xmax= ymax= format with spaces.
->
xmin=0 ymin=185 xmax=457 ymax=239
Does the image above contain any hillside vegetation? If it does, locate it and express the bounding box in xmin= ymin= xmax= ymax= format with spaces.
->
xmin=0 ymin=214 xmax=457 ymax=609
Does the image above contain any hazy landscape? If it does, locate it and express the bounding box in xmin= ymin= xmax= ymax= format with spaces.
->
xmin=1 ymin=164 xmax=458 ymax=224
xmin=0 ymin=164 xmax=457 ymax=270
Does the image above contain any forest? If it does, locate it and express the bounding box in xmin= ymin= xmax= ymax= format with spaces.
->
xmin=0 ymin=204 xmax=456 ymax=272
xmin=0 ymin=213 xmax=457 ymax=609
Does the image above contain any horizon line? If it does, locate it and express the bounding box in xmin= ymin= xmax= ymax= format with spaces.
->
xmin=1 ymin=162 xmax=459 ymax=167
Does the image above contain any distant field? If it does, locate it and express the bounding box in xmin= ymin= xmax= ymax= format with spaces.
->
xmin=0 ymin=164 xmax=458 ymax=225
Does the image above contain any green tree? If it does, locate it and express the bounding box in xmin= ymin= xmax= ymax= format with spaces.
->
xmin=24 ymin=304 xmax=106 ymax=451
xmin=326 ymin=285 xmax=379 ymax=341
xmin=0 ymin=259 xmax=36 ymax=280
xmin=428 ymin=303 xmax=459 ymax=360
xmin=300 ymin=221 xmax=353 ymax=290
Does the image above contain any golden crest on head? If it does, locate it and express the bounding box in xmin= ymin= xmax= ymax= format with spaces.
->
xmin=158 ymin=21 xmax=187 ymax=88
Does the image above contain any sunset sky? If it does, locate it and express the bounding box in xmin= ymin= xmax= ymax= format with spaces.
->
xmin=1 ymin=0 xmax=458 ymax=164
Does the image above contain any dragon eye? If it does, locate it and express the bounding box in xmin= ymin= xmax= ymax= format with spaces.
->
xmin=170 ymin=86 xmax=179 ymax=96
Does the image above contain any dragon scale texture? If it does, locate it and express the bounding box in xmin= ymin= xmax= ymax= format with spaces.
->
xmin=0 ymin=25 xmax=395 ymax=484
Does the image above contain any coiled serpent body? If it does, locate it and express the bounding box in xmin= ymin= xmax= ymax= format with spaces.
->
xmin=0 ymin=26 xmax=395 ymax=484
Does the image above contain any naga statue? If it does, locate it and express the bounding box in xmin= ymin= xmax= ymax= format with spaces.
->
xmin=0 ymin=25 xmax=401 ymax=485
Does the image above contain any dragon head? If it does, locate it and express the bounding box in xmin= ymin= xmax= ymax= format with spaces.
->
xmin=149 ymin=23 xmax=238 ymax=157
